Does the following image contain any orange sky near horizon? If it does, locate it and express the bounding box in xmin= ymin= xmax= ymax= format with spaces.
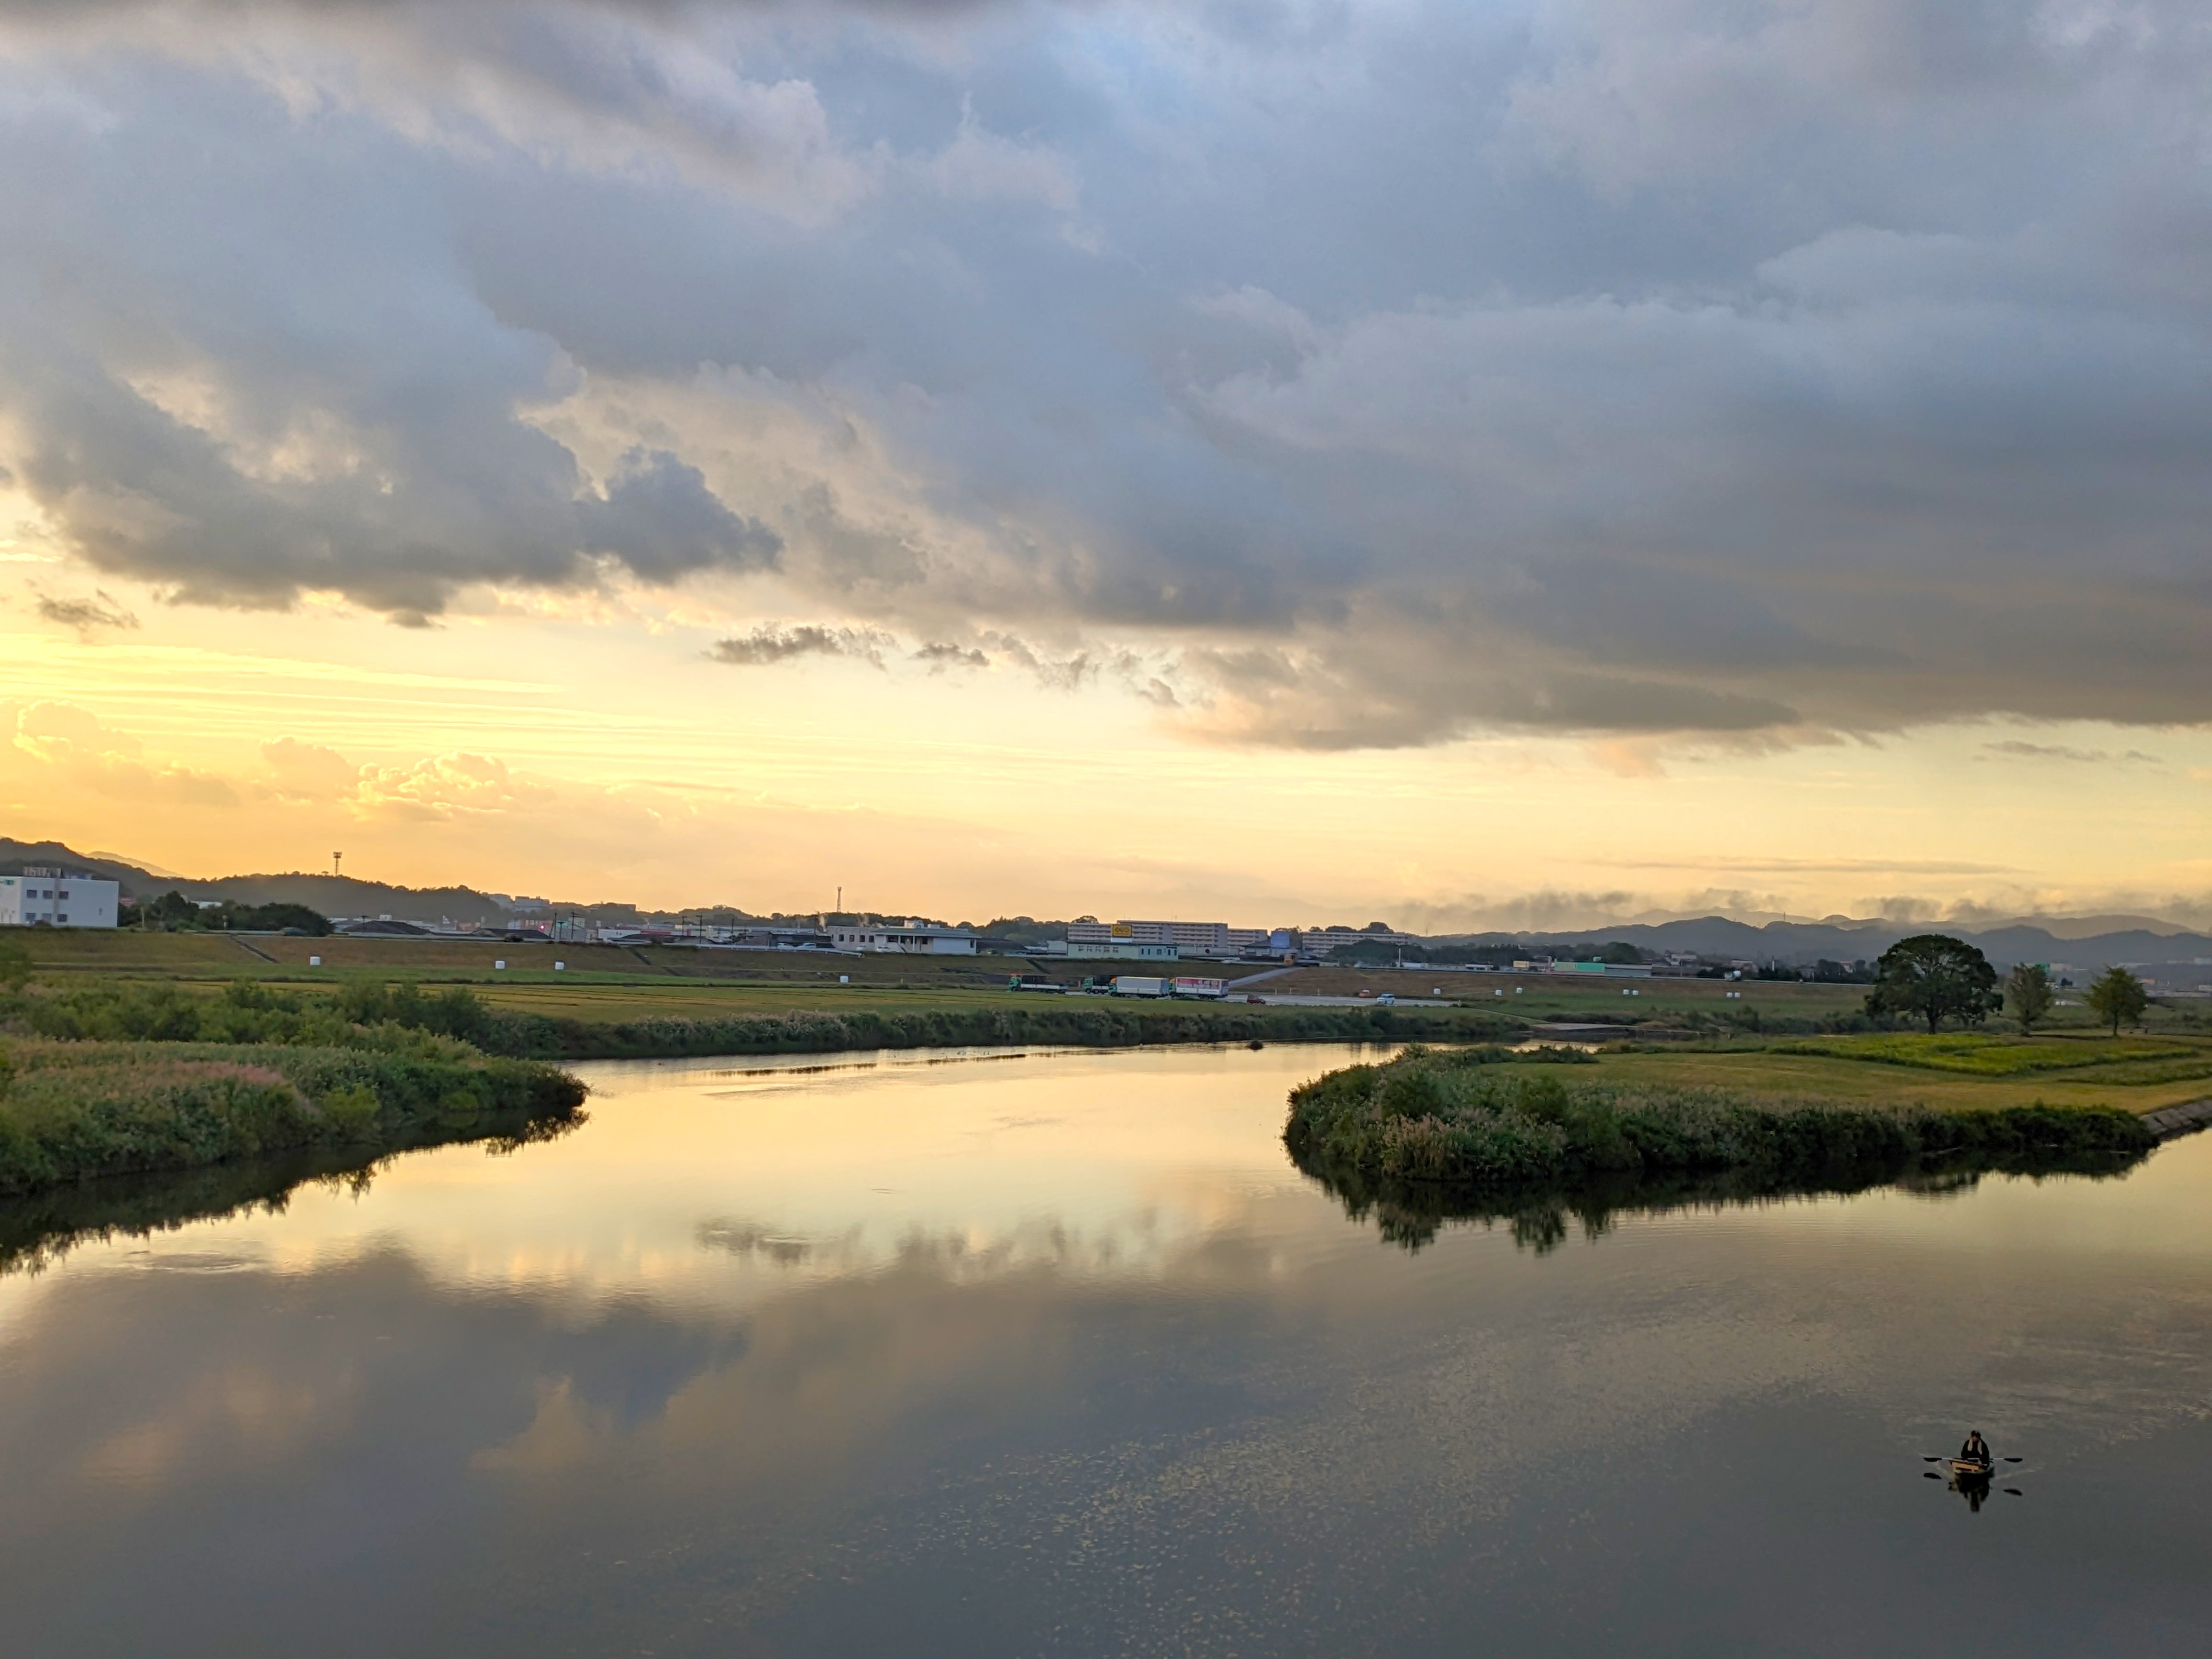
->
xmin=6 ymin=556 xmax=2206 ymax=930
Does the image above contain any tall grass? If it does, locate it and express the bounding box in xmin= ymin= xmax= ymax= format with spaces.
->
xmin=0 ymin=1039 xmax=585 ymax=1196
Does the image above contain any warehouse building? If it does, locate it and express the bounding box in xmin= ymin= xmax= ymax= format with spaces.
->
xmin=830 ymin=921 xmax=978 ymax=955
xmin=0 ymin=869 xmax=121 ymax=929
xmin=1066 ymin=919 xmax=1274 ymax=957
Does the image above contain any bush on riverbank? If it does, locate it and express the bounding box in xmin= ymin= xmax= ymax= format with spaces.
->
xmin=15 ymin=976 xmax=490 ymax=1051
xmin=463 ymin=999 xmax=1523 ymax=1060
xmin=0 ymin=1039 xmax=586 ymax=1196
xmin=1283 ymin=1043 xmax=2157 ymax=1191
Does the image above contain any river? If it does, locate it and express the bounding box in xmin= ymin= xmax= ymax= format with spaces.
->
xmin=1 ymin=1043 xmax=2207 ymax=1656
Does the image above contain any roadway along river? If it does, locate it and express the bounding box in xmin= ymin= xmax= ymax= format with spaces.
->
xmin=1 ymin=1043 xmax=2208 ymax=1656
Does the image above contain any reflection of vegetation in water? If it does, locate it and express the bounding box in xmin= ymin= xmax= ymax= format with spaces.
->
xmin=1295 ymin=1146 xmax=2150 ymax=1252
xmin=1284 ymin=1043 xmax=2157 ymax=1251
xmin=0 ymin=1104 xmax=585 ymax=1277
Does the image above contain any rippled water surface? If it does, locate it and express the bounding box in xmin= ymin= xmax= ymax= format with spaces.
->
xmin=3 ymin=1043 xmax=2209 ymax=1657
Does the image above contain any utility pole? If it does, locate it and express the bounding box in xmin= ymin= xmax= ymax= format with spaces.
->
xmin=836 ymin=885 xmax=842 ymax=918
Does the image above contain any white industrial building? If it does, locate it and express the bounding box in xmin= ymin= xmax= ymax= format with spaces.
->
xmin=0 ymin=870 xmax=121 ymax=929
xmin=830 ymin=921 xmax=978 ymax=955
xmin=1066 ymin=919 xmax=1273 ymax=957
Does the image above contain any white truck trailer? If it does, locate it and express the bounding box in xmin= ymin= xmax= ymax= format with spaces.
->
xmin=1109 ymin=976 xmax=1172 ymax=997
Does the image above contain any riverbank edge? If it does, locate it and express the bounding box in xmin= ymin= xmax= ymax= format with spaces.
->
xmin=2141 ymin=1096 xmax=2212 ymax=1139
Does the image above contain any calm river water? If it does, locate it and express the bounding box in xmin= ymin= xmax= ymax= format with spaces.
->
xmin=2 ymin=1043 xmax=2209 ymax=1656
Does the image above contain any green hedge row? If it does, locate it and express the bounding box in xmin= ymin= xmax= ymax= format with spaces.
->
xmin=466 ymin=1000 xmax=1522 ymax=1060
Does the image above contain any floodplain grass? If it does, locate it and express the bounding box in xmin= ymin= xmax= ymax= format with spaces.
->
xmin=1770 ymin=1032 xmax=2204 ymax=1076
xmin=1583 ymin=1039 xmax=2212 ymax=1115
xmin=21 ymin=930 xmax=2210 ymax=1036
xmin=15 ymin=929 xmax=1050 ymax=988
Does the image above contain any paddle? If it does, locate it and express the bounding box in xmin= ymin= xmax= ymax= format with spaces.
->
xmin=1921 ymin=1453 xmax=2021 ymax=1464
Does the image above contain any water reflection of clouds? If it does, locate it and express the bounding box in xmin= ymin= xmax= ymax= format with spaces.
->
xmin=0 ymin=1051 xmax=2209 ymax=1653
xmin=0 ymin=1046 xmax=1350 ymax=1317
xmin=693 ymin=1204 xmax=1277 ymax=1288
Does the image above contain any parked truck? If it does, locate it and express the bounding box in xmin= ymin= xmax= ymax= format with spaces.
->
xmin=1109 ymin=976 xmax=1172 ymax=997
xmin=1171 ymin=976 xmax=1228 ymax=999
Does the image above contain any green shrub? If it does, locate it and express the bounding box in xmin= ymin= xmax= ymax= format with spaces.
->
xmin=320 ymin=1082 xmax=382 ymax=1140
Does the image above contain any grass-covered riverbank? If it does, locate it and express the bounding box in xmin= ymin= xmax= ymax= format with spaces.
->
xmin=0 ymin=1038 xmax=585 ymax=1196
xmin=1285 ymin=1044 xmax=2157 ymax=1194
xmin=0 ymin=974 xmax=587 ymax=1198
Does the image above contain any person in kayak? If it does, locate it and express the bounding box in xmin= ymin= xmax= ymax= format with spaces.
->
xmin=1958 ymin=1430 xmax=1992 ymax=1465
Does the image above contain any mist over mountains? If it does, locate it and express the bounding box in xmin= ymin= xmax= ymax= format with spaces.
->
xmin=7 ymin=838 xmax=2209 ymax=976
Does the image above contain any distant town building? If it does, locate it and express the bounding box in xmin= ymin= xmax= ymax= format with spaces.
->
xmin=0 ymin=869 xmax=121 ymax=929
xmin=1050 ymin=940 xmax=1181 ymax=962
xmin=830 ymin=921 xmax=978 ymax=955
xmin=1066 ymin=919 xmax=1278 ymax=958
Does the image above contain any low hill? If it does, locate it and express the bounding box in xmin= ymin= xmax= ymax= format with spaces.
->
xmin=1 ymin=839 xmax=541 ymax=926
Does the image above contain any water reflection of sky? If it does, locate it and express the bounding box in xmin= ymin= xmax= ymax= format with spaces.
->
xmin=1 ymin=1045 xmax=2209 ymax=1657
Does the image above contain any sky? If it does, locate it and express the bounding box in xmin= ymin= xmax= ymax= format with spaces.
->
xmin=1 ymin=0 xmax=2208 ymax=928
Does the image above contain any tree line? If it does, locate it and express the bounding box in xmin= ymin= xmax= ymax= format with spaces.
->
xmin=119 ymin=891 xmax=333 ymax=935
xmin=1863 ymin=933 xmax=2149 ymax=1036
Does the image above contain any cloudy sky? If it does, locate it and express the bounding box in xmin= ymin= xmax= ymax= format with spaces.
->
xmin=2 ymin=0 xmax=2207 ymax=925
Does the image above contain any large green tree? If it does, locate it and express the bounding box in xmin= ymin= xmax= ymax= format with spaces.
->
xmin=2086 ymin=965 xmax=2149 ymax=1037
xmin=1864 ymin=934 xmax=2000 ymax=1033
xmin=2004 ymin=962 xmax=2054 ymax=1035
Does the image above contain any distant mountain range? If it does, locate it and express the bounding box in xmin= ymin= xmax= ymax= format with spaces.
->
xmin=1432 ymin=917 xmax=2212 ymax=975
xmin=8 ymin=837 xmax=2209 ymax=975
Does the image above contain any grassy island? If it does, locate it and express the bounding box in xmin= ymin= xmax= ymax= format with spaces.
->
xmin=1284 ymin=1043 xmax=2162 ymax=1248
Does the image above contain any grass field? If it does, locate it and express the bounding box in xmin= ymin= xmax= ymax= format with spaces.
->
xmin=1585 ymin=1032 xmax=2212 ymax=1114
xmin=14 ymin=929 xmax=1028 ymax=987
xmin=13 ymin=930 xmax=2211 ymax=1112
xmin=22 ymin=932 xmax=2199 ymax=1034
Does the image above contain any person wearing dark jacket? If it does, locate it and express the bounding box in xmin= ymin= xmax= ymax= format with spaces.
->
xmin=1958 ymin=1430 xmax=1992 ymax=1465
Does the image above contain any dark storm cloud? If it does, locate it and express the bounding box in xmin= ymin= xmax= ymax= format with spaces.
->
xmin=34 ymin=591 xmax=140 ymax=631
xmin=1 ymin=0 xmax=2209 ymax=737
xmin=577 ymin=449 xmax=780 ymax=580
xmin=708 ymin=623 xmax=892 ymax=665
